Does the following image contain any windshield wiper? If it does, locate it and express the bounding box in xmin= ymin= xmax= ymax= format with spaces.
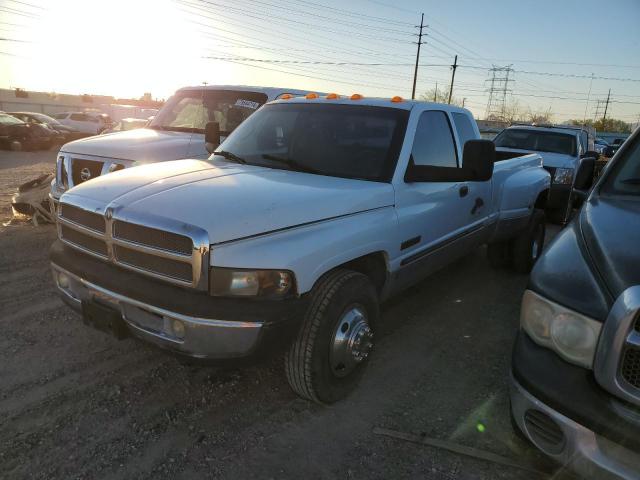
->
xmin=261 ymin=154 xmax=320 ymax=174
xmin=214 ymin=150 xmax=248 ymax=164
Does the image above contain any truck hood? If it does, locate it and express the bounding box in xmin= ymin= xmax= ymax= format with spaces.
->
xmin=62 ymin=160 xmax=395 ymax=244
xmin=496 ymin=148 xmax=575 ymax=169
xmin=580 ymin=196 xmax=640 ymax=298
xmin=59 ymin=128 xmax=208 ymax=163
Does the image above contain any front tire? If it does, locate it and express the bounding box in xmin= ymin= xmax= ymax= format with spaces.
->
xmin=285 ymin=269 xmax=378 ymax=404
xmin=511 ymin=209 xmax=546 ymax=274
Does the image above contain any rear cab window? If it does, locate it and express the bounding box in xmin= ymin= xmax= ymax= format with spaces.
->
xmin=411 ymin=110 xmax=458 ymax=168
xmin=451 ymin=112 xmax=477 ymax=150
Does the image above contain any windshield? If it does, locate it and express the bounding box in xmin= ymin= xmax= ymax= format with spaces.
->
xmin=149 ymin=89 xmax=268 ymax=134
xmin=213 ymin=103 xmax=409 ymax=182
xmin=494 ymin=129 xmax=577 ymax=156
xmin=601 ymin=134 xmax=640 ymax=197
xmin=0 ymin=113 xmax=24 ymax=125
xmin=30 ymin=113 xmax=61 ymax=125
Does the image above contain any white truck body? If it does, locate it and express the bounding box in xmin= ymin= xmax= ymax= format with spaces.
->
xmin=51 ymin=95 xmax=550 ymax=403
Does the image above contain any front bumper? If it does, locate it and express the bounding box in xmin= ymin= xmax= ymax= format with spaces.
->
xmin=50 ymin=241 xmax=307 ymax=360
xmin=511 ymin=332 xmax=640 ymax=479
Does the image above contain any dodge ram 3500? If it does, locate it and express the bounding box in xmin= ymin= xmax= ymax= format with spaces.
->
xmin=51 ymin=94 xmax=550 ymax=403
xmin=50 ymin=85 xmax=307 ymax=212
xmin=511 ymin=127 xmax=640 ymax=479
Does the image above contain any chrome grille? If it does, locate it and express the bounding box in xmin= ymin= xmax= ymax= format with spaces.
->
xmin=60 ymin=224 xmax=108 ymax=257
xmin=60 ymin=203 xmax=105 ymax=232
xmin=56 ymin=201 xmax=209 ymax=289
xmin=113 ymin=220 xmax=193 ymax=255
xmin=114 ymin=245 xmax=193 ymax=282
xmin=71 ymin=158 xmax=103 ymax=186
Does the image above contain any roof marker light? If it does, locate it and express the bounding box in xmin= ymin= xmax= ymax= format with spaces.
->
xmin=306 ymin=92 xmax=319 ymax=99
xmin=326 ymin=93 xmax=339 ymax=99
xmin=350 ymin=94 xmax=363 ymax=100
xmin=391 ymin=96 xmax=403 ymax=103
xmin=280 ymin=94 xmax=293 ymax=100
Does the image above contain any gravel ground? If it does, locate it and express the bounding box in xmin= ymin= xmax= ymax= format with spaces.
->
xmin=0 ymin=149 xmax=575 ymax=479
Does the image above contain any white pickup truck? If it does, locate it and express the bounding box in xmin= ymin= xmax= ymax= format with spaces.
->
xmin=50 ymin=95 xmax=550 ymax=403
xmin=50 ymin=85 xmax=307 ymax=211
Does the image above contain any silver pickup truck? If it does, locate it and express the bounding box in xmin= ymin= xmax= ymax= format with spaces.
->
xmin=51 ymin=95 xmax=550 ymax=403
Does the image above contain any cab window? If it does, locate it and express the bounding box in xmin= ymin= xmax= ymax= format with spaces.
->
xmin=411 ymin=111 xmax=458 ymax=168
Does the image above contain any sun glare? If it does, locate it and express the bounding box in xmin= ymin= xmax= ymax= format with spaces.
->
xmin=9 ymin=0 xmax=235 ymax=98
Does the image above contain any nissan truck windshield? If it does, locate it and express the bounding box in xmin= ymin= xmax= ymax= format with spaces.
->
xmin=212 ymin=103 xmax=408 ymax=182
xmin=149 ymin=90 xmax=268 ymax=134
xmin=494 ymin=129 xmax=577 ymax=156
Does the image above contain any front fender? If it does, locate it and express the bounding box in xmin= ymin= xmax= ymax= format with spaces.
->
xmin=209 ymin=207 xmax=397 ymax=294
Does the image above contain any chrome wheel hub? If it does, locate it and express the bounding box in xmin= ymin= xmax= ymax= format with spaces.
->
xmin=330 ymin=306 xmax=374 ymax=378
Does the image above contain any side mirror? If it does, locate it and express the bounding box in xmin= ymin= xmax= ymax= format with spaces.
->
xmin=462 ymin=140 xmax=495 ymax=181
xmin=572 ymin=157 xmax=596 ymax=204
xmin=205 ymin=121 xmax=221 ymax=154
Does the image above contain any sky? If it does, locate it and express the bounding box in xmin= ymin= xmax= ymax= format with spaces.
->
xmin=1 ymin=0 xmax=639 ymax=123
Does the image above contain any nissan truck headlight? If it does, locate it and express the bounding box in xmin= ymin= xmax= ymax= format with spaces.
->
xmin=210 ymin=268 xmax=295 ymax=298
xmin=553 ymin=168 xmax=574 ymax=185
xmin=521 ymin=290 xmax=602 ymax=368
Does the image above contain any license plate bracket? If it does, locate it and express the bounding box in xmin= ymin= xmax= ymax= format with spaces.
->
xmin=81 ymin=300 xmax=129 ymax=339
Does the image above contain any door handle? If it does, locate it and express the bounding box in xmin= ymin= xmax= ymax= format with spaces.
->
xmin=459 ymin=185 xmax=469 ymax=197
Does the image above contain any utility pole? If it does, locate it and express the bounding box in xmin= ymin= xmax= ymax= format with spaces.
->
xmin=433 ymin=82 xmax=437 ymax=102
xmin=582 ymin=73 xmax=594 ymax=125
xmin=462 ymin=97 xmax=466 ymax=108
xmin=602 ymin=88 xmax=611 ymax=125
xmin=411 ymin=13 xmax=424 ymax=100
xmin=448 ymin=55 xmax=458 ymax=104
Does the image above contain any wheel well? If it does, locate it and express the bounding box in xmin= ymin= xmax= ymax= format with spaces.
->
xmin=340 ymin=252 xmax=389 ymax=294
xmin=535 ymin=189 xmax=549 ymax=210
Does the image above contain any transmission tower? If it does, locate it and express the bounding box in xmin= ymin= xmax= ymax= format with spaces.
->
xmin=592 ymin=99 xmax=606 ymax=122
xmin=485 ymin=65 xmax=514 ymax=121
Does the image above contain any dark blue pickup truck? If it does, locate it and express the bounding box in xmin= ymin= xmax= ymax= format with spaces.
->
xmin=510 ymin=127 xmax=640 ymax=479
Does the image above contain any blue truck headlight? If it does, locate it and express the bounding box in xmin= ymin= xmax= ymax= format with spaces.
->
xmin=210 ymin=268 xmax=295 ymax=298
xmin=521 ymin=290 xmax=602 ymax=368
xmin=553 ymin=168 xmax=574 ymax=185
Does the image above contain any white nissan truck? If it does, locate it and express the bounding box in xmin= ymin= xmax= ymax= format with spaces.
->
xmin=50 ymin=94 xmax=550 ymax=403
xmin=50 ymin=85 xmax=308 ymax=212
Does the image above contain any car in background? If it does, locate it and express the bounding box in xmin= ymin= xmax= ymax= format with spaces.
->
xmin=594 ymin=137 xmax=615 ymax=158
xmin=0 ymin=112 xmax=55 ymax=151
xmin=511 ymin=126 xmax=640 ymax=479
xmin=9 ymin=111 xmax=83 ymax=143
xmin=50 ymin=85 xmax=309 ymax=210
xmin=99 ymin=117 xmax=149 ymax=135
xmin=494 ymin=124 xmax=599 ymax=224
xmin=609 ymin=137 xmax=626 ymax=156
xmin=53 ymin=112 xmax=114 ymax=135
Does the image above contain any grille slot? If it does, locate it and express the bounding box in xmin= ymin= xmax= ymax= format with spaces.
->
xmin=60 ymin=203 xmax=105 ymax=232
xmin=621 ymin=347 xmax=640 ymax=389
xmin=114 ymin=245 xmax=192 ymax=282
xmin=60 ymin=224 xmax=108 ymax=257
xmin=71 ymin=159 xmax=103 ymax=186
xmin=113 ymin=220 xmax=193 ymax=255
xmin=524 ymin=409 xmax=565 ymax=455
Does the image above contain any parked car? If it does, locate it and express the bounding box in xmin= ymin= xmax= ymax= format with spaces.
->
xmin=53 ymin=112 xmax=114 ymax=135
xmin=0 ymin=112 xmax=55 ymax=151
xmin=50 ymin=95 xmax=550 ymax=403
xmin=595 ymin=137 xmax=615 ymax=158
xmin=50 ymin=85 xmax=309 ymax=212
xmin=494 ymin=124 xmax=599 ymax=224
xmin=99 ymin=117 xmax=149 ymax=135
xmin=8 ymin=111 xmax=83 ymax=143
xmin=510 ymin=126 xmax=640 ymax=479
xmin=610 ymin=137 xmax=626 ymax=156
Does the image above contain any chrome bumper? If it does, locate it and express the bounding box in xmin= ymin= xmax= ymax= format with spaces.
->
xmin=510 ymin=375 xmax=640 ymax=480
xmin=51 ymin=263 xmax=264 ymax=359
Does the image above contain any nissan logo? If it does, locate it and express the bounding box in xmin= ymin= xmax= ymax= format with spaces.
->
xmin=79 ymin=167 xmax=92 ymax=182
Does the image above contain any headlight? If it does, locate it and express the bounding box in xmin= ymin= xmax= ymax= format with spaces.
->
xmin=553 ymin=168 xmax=574 ymax=185
xmin=521 ymin=290 xmax=602 ymax=368
xmin=210 ymin=268 xmax=295 ymax=298
xmin=58 ymin=155 xmax=68 ymax=190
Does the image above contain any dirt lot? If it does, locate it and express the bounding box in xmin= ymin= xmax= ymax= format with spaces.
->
xmin=0 ymin=150 xmax=572 ymax=479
